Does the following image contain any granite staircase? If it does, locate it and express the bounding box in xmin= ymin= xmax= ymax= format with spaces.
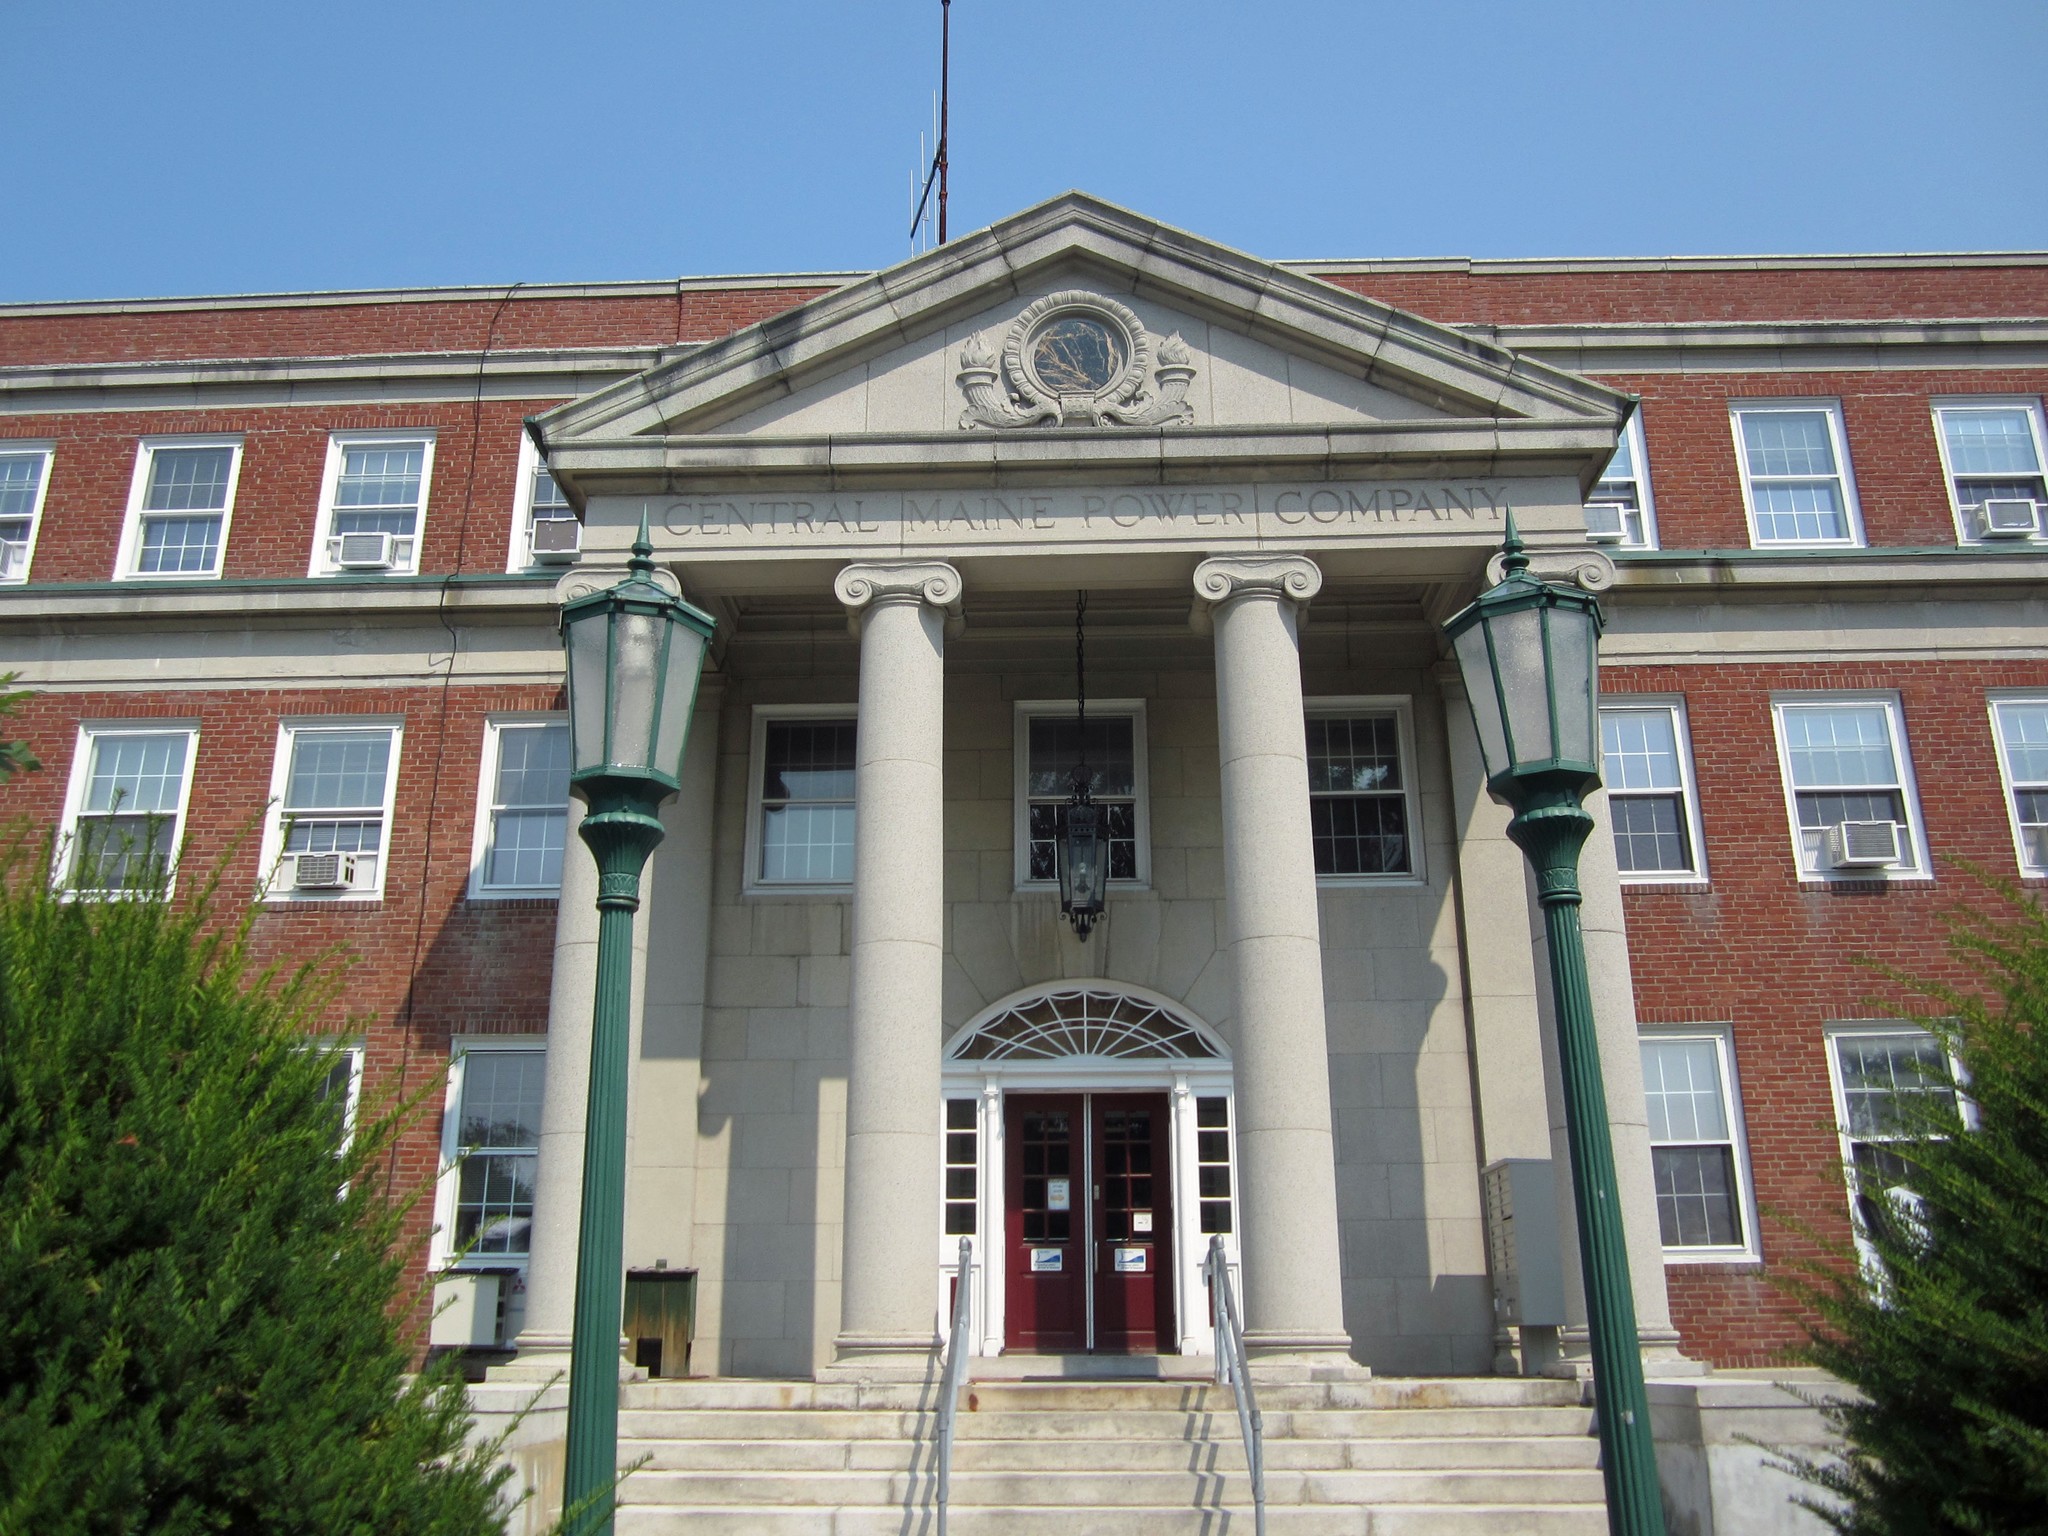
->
xmin=611 ymin=1375 xmax=1609 ymax=1534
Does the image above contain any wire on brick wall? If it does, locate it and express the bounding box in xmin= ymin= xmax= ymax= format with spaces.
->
xmin=382 ymin=280 xmax=524 ymax=1195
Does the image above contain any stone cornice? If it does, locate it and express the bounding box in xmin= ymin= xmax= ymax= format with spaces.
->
xmin=1479 ymin=317 xmax=2048 ymax=375
xmin=0 ymin=573 xmax=556 ymax=628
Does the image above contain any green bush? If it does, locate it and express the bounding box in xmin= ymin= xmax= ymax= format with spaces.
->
xmin=1786 ymin=884 xmax=2048 ymax=1536
xmin=0 ymin=845 xmax=512 ymax=1536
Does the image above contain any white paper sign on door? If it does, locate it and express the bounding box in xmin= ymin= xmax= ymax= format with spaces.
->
xmin=1132 ymin=1211 xmax=1154 ymax=1233
xmin=1114 ymin=1247 xmax=1147 ymax=1272
xmin=1046 ymin=1178 xmax=1070 ymax=1212
xmin=1031 ymin=1248 xmax=1064 ymax=1272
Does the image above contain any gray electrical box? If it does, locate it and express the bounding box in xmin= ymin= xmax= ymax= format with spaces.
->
xmin=1483 ymin=1158 xmax=1566 ymax=1327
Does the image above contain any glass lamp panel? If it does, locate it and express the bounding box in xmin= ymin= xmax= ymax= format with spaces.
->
xmin=605 ymin=609 xmax=663 ymax=772
xmin=652 ymin=622 xmax=706 ymax=782
xmin=564 ymin=605 xmax=612 ymax=774
xmin=1452 ymin=623 xmax=1510 ymax=781
xmin=1058 ymin=801 xmax=1104 ymax=913
xmin=1549 ymin=601 xmax=1600 ymax=768
xmin=1490 ymin=604 xmax=1555 ymax=768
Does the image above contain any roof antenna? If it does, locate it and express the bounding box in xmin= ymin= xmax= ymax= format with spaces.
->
xmin=909 ymin=0 xmax=951 ymax=247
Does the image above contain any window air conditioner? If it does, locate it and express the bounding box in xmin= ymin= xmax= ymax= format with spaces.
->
xmin=529 ymin=518 xmax=582 ymax=561
xmin=292 ymin=851 xmax=359 ymax=890
xmin=1978 ymin=498 xmax=2042 ymax=539
xmin=430 ymin=1272 xmax=503 ymax=1348
xmin=1582 ymin=502 xmax=1629 ymax=543
xmin=333 ymin=531 xmax=396 ymax=569
xmin=1826 ymin=820 xmax=1902 ymax=869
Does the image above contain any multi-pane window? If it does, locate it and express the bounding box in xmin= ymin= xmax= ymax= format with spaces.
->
xmin=61 ymin=727 xmax=196 ymax=892
xmin=753 ymin=715 xmax=857 ymax=886
xmin=944 ymin=1099 xmax=978 ymax=1236
xmin=1021 ymin=710 xmax=1142 ymax=885
xmin=124 ymin=439 xmax=240 ymax=578
xmin=1585 ymin=414 xmax=1655 ymax=547
xmin=318 ymin=434 xmax=432 ymax=574
xmin=314 ymin=1043 xmax=366 ymax=1154
xmin=474 ymin=719 xmax=569 ymax=895
xmin=1934 ymin=402 xmax=2047 ymax=541
xmin=1196 ymin=1096 xmax=1234 ymax=1235
xmin=1305 ymin=708 xmax=1415 ymax=878
xmin=268 ymin=723 xmax=400 ymax=896
xmin=1990 ymin=697 xmax=2048 ymax=875
xmin=0 ymin=445 xmax=51 ymax=582
xmin=1773 ymin=698 xmax=1923 ymax=876
xmin=1733 ymin=403 xmax=1861 ymax=545
xmin=1601 ymin=704 xmax=1704 ymax=880
xmin=1828 ymin=1030 xmax=1959 ymax=1252
xmin=447 ymin=1047 xmax=545 ymax=1259
xmin=1640 ymin=1035 xmax=1752 ymax=1255
xmin=526 ymin=466 xmax=576 ymax=557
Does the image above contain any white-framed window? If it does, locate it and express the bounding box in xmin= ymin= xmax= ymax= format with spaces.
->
xmin=1639 ymin=1029 xmax=1759 ymax=1261
xmin=56 ymin=723 xmax=199 ymax=894
xmin=1932 ymin=399 xmax=2048 ymax=544
xmin=1989 ymin=695 xmax=2048 ymax=876
xmin=1770 ymin=696 xmax=1929 ymax=880
xmin=432 ymin=1038 xmax=546 ymax=1267
xmin=259 ymin=719 xmax=403 ymax=900
xmin=1585 ymin=410 xmax=1657 ymax=548
xmin=1824 ymin=1026 xmax=1963 ymax=1270
xmin=1601 ymin=700 xmax=1708 ymax=883
xmin=313 ymin=1040 xmax=367 ymax=1155
xmin=115 ymin=436 xmax=244 ymax=580
xmin=311 ymin=431 xmax=435 ymax=576
xmin=507 ymin=432 xmax=579 ymax=570
xmin=744 ymin=705 xmax=858 ymax=894
xmin=1304 ymin=697 xmax=1423 ymax=883
xmin=1731 ymin=401 xmax=1863 ymax=547
xmin=1013 ymin=700 xmax=1149 ymax=889
xmin=469 ymin=715 xmax=570 ymax=898
xmin=0 ymin=441 xmax=53 ymax=583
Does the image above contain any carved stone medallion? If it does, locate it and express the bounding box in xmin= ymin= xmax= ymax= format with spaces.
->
xmin=957 ymin=290 xmax=1198 ymax=430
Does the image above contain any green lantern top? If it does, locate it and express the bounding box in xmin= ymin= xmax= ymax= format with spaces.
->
xmin=559 ymin=514 xmax=718 ymax=794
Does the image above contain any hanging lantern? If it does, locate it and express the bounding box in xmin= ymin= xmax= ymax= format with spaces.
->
xmin=1055 ymin=591 xmax=1106 ymax=939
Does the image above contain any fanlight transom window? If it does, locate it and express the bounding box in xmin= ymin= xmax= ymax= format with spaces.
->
xmin=951 ymin=987 xmax=1219 ymax=1061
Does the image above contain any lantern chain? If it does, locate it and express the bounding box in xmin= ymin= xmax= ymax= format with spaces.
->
xmin=1073 ymin=590 xmax=1088 ymax=794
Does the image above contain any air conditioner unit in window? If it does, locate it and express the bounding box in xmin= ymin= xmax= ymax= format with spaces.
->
xmin=1582 ymin=502 xmax=1629 ymax=543
xmin=1826 ymin=820 xmax=1902 ymax=869
xmin=333 ymin=531 xmax=396 ymax=569
xmin=529 ymin=518 xmax=582 ymax=561
xmin=292 ymin=852 xmax=359 ymax=890
xmin=430 ymin=1272 xmax=503 ymax=1348
xmin=1979 ymin=498 xmax=2042 ymax=538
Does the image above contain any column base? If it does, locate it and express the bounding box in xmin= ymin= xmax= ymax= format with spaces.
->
xmin=818 ymin=1332 xmax=942 ymax=1384
xmin=489 ymin=1330 xmax=647 ymax=1384
xmin=1536 ymin=1325 xmax=1708 ymax=1382
xmin=1242 ymin=1329 xmax=1371 ymax=1383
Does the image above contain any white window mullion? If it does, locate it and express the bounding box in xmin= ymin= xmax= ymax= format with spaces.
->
xmin=1989 ymin=695 xmax=2048 ymax=875
xmin=470 ymin=715 xmax=571 ymax=897
xmin=1771 ymin=695 xmax=1928 ymax=880
xmin=0 ymin=443 xmax=54 ymax=583
xmin=262 ymin=720 xmax=403 ymax=900
xmin=1732 ymin=402 xmax=1863 ymax=548
xmin=1013 ymin=700 xmax=1150 ymax=891
xmin=313 ymin=431 xmax=435 ymax=576
xmin=1640 ymin=1030 xmax=1758 ymax=1261
xmin=1933 ymin=400 xmax=2048 ymax=544
xmin=1601 ymin=701 xmax=1706 ymax=883
xmin=117 ymin=437 xmax=243 ymax=581
xmin=56 ymin=723 xmax=200 ymax=894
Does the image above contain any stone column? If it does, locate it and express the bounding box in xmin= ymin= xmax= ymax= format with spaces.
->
xmin=828 ymin=560 xmax=960 ymax=1376
xmin=1193 ymin=554 xmax=1353 ymax=1373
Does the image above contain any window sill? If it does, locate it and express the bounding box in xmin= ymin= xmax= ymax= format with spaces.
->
xmin=1795 ymin=870 xmax=1933 ymax=888
xmin=260 ymin=890 xmax=388 ymax=905
xmin=1315 ymin=874 xmax=1428 ymax=891
xmin=1661 ymin=1250 xmax=1764 ymax=1268
xmin=466 ymin=887 xmax=561 ymax=904
xmin=1620 ymin=876 xmax=1712 ymax=892
xmin=1013 ymin=880 xmax=1153 ymax=897
xmin=742 ymin=883 xmax=853 ymax=900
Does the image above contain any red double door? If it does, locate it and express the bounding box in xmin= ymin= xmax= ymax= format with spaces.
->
xmin=1003 ymin=1092 xmax=1175 ymax=1354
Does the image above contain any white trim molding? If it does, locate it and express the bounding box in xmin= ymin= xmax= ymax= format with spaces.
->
xmin=1012 ymin=699 xmax=1152 ymax=892
xmin=1988 ymin=693 xmax=2048 ymax=878
xmin=1769 ymin=693 xmax=1931 ymax=883
xmin=467 ymin=713 xmax=570 ymax=900
xmin=1303 ymin=694 xmax=1425 ymax=886
xmin=1730 ymin=399 xmax=1865 ymax=549
xmin=0 ymin=439 xmax=54 ymax=583
xmin=258 ymin=716 xmax=406 ymax=902
xmin=114 ymin=434 xmax=245 ymax=581
xmin=1638 ymin=1026 xmax=1761 ymax=1264
xmin=55 ymin=720 xmax=201 ymax=896
xmin=1600 ymin=697 xmax=1709 ymax=885
xmin=742 ymin=703 xmax=859 ymax=897
xmin=309 ymin=429 xmax=437 ymax=578
xmin=1930 ymin=396 xmax=2048 ymax=547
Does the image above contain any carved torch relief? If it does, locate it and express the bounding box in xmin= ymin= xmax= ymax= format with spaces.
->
xmin=958 ymin=291 xmax=1198 ymax=430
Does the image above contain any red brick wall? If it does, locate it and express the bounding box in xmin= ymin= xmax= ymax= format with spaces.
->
xmin=0 ymin=287 xmax=836 ymax=367
xmin=2 ymin=682 xmax=564 ymax=1310
xmin=1608 ymin=659 xmax=2048 ymax=1366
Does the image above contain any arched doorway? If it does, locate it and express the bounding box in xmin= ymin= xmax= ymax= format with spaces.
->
xmin=941 ymin=983 xmax=1239 ymax=1359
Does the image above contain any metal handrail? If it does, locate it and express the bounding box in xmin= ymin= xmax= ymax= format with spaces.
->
xmin=1207 ymin=1234 xmax=1266 ymax=1536
xmin=936 ymin=1235 xmax=974 ymax=1536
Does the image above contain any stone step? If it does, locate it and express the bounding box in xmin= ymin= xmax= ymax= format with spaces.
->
xmin=618 ymin=1404 xmax=1595 ymax=1442
xmin=626 ymin=1433 xmax=1600 ymax=1474
xmin=615 ymin=1466 xmax=1608 ymax=1509
xmin=618 ymin=1377 xmax=1582 ymax=1415
xmin=616 ymin=1503 xmax=1608 ymax=1536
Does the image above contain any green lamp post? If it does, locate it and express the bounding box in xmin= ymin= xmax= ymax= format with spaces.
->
xmin=1441 ymin=514 xmax=1667 ymax=1536
xmin=557 ymin=517 xmax=716 ymax=1536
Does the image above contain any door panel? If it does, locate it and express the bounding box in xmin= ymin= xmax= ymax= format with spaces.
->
xmin=1092 ymin=1095 xmax=1175 ymax=1353
xmin=1003 ymin=1094 xmax=1085 ymax=1352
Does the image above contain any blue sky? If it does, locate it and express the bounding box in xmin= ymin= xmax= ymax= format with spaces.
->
xmin=7 ymin=0 xmax=2046 ymax=302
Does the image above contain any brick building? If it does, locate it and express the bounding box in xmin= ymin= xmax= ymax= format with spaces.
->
xmin=3 ymin=193 xmax=2043 ymax=1528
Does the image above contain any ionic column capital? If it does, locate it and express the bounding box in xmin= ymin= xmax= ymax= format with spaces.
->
xmin=835 ymin=559 xmax=962 ymax=626
xmin=1190 ymin=554 xmax=1321 ymax=633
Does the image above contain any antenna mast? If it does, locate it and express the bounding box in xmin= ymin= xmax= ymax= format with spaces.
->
xmin=909 ymin=0 xmax=952 ymax=246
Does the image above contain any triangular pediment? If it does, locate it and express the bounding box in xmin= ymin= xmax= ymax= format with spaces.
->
xmin=537 ymin=193 xmax=1628 ymax=459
